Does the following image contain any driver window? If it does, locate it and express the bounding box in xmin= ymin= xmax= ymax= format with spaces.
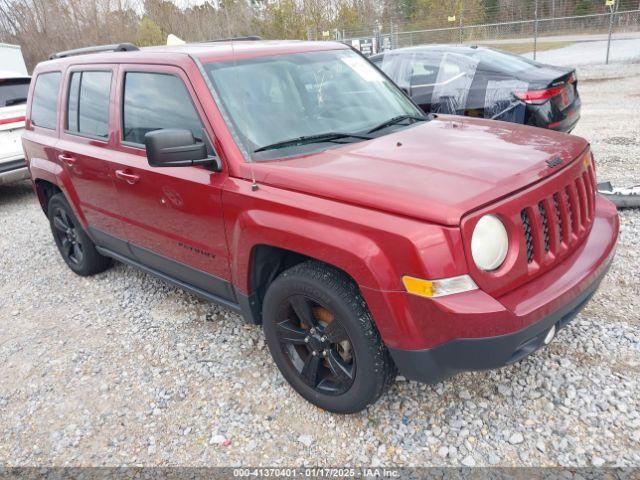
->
xmin=122 ymin=72 xmax=204 ymax=146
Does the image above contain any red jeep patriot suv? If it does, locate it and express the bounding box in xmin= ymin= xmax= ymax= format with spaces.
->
xmin=22 ymin=40 xmax=619 ymax=413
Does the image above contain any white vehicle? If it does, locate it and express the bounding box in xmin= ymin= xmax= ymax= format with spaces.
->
xmin=1 ymin=43 xmax=30 ymax=185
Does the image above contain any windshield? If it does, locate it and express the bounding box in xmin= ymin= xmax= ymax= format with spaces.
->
xmin=0 ymin=78 xmax=30 ymax=107
xmin=204 ymin=49 xmax=423 ymax=160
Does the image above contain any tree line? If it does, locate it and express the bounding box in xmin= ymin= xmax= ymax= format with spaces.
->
xmin=0 ymin=0 xmax=627 ymax=71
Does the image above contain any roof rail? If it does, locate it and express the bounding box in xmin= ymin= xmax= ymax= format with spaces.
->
xmin=49 ymin=43 xmax=139 ymax=60
xmin=202 ymin=36 xmax=262 ymax=43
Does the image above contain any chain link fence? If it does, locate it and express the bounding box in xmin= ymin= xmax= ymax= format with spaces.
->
xmin=340 ymin=6 xmax=640 ymax=64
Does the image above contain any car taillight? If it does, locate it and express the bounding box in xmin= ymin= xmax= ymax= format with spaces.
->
xmin=515 ymin=86 xmax=564 ymax=104
xmin=0 ymin=115 xmax=25 ymax=126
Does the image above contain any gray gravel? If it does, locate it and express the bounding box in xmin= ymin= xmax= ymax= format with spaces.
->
xmin=523 ymin=37 xmax=640 ymax=66
xmin=1 ymin=63 xmax=639 ymax=467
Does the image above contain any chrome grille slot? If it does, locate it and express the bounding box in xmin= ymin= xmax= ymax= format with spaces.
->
xmin=538 ymin=201 xmax=550 ymax=252
xmin=565 ymin=186 xmax=576 ymax=233
xmin=553 ymin=193 xmax=563 ymax=243
xmin=521 ymin=209 xmax=534 ymax=264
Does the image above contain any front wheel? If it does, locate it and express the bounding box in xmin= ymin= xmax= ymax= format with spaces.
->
xmin=262 ymin=261 xmax=396 ymax=413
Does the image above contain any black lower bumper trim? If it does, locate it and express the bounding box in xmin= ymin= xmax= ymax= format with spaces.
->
xmin=389 ymin=266 xmax=608 ymax=384
xmin=0 ymin=158 xmax=26 ymax=174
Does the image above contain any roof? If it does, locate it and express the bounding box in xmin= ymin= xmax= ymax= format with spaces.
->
xmin=376 ymin=44 xmax=485 ymax=56
xmin=41 ymin=40 xmax=349 ymax=68
xmin=146 ymin=39 xmax=348 ymax=62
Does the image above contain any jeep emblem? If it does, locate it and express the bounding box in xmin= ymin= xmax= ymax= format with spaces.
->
xmin=546 ymin=157 xmax=563 ymax=168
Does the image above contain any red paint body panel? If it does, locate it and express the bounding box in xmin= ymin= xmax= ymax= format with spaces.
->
xmin=22 ymin=42 xmax=619 ymax=356
xmin=242 ymin=115 xmax=589 ymax=226
xmin=365 ymin=196 xmax=617 ymax=349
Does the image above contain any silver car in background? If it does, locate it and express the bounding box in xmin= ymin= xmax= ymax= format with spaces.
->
xmin=0 ymin=43 xmax=30 ymax=185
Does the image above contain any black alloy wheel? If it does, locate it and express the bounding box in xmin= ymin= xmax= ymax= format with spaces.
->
xmin=262 ymin=261 xmax=396 ymax=413
xmin=275 ymin=294 xmax=355 ymax=395
xmin=52 ymin=207 xmax=84 ymax=266
xmin=47 ymin=193 xmax=112 ymax=276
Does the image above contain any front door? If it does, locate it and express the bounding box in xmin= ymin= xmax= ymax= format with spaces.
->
xmin=107 ymin=65 xmax=233 ymax=301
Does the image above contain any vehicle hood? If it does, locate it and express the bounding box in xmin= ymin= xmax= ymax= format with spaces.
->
xmin=246 ymin=115 xmax=589 ymax=226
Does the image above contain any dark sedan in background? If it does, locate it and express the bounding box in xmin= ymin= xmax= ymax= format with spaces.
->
xmin=370 ymin=45 xmax=580 ymax=132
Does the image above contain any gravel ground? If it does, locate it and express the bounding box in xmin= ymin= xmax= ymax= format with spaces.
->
xmin=1 ymin=63 xmax=639 ymax=468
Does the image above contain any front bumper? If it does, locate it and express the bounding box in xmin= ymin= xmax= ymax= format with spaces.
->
xmin=389 ymin=263 xmax=607 ymax=383
xmin=0 ymin=157 xmax=28 ymax=185
xmin=388 ymin=196 xmax=618 ymax=384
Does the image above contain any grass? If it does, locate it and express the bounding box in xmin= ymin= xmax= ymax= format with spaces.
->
xmin=484 ymin=41 xmax=573 ymax=54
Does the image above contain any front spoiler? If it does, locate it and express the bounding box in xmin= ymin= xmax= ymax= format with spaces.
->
xmin=388 ymin=260 xmax=610 ymax=384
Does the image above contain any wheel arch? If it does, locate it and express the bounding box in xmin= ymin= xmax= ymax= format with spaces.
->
xmin=33 ymin=178 xmax=63 ymax=214
xmin=243 ymin=244 xmax=365 ymax=325
xmin=229 ymin=209 xmax=397 ymax=326
xmin=29 ymin=157 xmax=88 ymax=226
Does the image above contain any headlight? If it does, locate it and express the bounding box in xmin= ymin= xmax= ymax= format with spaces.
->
xmin=471 ymin=214 xmax=508 ymax=271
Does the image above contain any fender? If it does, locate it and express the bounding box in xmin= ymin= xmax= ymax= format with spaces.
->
xmin=222 ymin=179 xmax=468 ymax=293
xmin=222 ymin=179 xmax=469 ymax=346
xmin=229 ymin=208 xmax=394 ymax=294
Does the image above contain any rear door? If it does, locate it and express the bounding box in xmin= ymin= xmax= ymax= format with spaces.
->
xmin=56 ymin=66 xmax=121 ymax=233
xmin=107 ymin=64 xmax=233 ymax=301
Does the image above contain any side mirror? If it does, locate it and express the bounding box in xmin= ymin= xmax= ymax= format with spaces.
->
xmin=144 ymin=129 xmax=220 ymax=170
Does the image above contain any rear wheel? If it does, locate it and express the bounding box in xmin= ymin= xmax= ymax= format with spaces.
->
xmin=47 ymin=194 xmax=111 ymax=276
xmin=262 ymin=261 xmax=395 ymax=413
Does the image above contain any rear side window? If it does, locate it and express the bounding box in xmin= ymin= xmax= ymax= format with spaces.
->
xmin=67 ymin=71 xmax=112 ymax=138
xmin=470 ymin=48 xmax=537 ymax=75
xmin=122 ymin=72 xmax=204 ymax=145
xmin=407 ymin=52 xmax=443 ymax=88
xmin=31 ymin=72 xmax=61 ymax=129
xmin=0 ymin=78 xmax=30 ymax=107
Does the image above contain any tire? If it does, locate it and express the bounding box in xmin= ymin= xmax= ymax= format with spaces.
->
xmin=262 ymin=261 xmax=396 ymax=413
xmin=47 ymin=193 xmax=111 ymax=276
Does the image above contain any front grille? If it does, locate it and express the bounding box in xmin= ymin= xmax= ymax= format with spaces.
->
xmin=519 ymin=158 xmax=596 ymax=265
xmin=465 ymin=152 xmax=598 ymax=297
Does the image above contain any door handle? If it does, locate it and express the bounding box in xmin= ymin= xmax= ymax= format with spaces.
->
xmin=58 ymin=154 xmax=76 ymax=166
xmin=115 ymin=169 xmax=140 ymax=185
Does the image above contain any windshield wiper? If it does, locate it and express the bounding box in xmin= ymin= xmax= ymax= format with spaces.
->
xmin=366 ymin=114 xmax=429 ymax=134
xmin=254 ymin=132 xmax=372 ymax=153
